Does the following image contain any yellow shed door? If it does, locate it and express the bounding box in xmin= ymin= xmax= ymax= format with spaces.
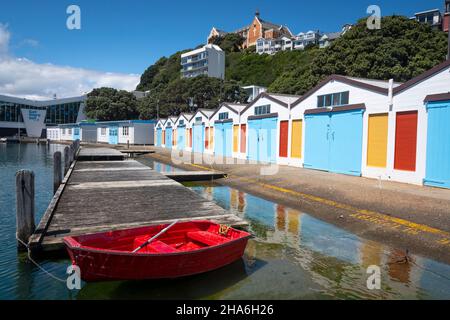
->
xmin=367 ymin=113 xmax=388 ymax=168
xmin=233 ymin=125 xmax=239 ymax=153
xmin=291 ymin=120 xmax=303 ymax=159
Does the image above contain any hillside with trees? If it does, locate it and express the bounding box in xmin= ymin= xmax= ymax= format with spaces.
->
xmin=87 ymin=15 xmax=448 ymax=120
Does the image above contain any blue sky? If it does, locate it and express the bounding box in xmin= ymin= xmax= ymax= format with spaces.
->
xmin=0 ymin=0 xmax=446 ymax=99
xmin=1 ymin=0 xmax=445 ymax=74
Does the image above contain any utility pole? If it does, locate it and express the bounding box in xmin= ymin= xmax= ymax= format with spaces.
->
xmin=448 ymin=14 xmax=450 ymax=59
xmin=156 ymin=99 xmax=159 ymax=121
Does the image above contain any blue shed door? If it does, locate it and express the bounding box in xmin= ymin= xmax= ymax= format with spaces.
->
xmin=109 ymin=126 xmax=118 ymax=145
xmin=329 ymin=110 xmax=364 ymax=176
xmin=177 ymin=126 xmax=186 ymax=150
xmin=156 ymin=128 xmax=162 ymax=147
xmin=247 ymin=118 xmax=277 ymax=163
xmin=247 ymin=119 xmax=259 ymax=162
xmin=165 ymin=127 xmax=173 ymax=148
xmin=193 ymin=124 xmax=204 ymax=153
xmin=425 ymin=101 xmax=450 ymax=189
xmin=73 ymin=127 xmax=80 ymax=141
xmin=223 ymin=122 xmax=233 ymax=157
xmin=304 ymin=114 xmax=330 ymax=171
xmin=259 ymin=117 xmax=277 ymax=163
xmin=214 ymin=123 xmax=224 ymax=156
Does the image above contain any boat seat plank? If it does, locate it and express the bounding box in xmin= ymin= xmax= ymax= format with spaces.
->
xmin=187 ymin=231 xmax=228 ymax=246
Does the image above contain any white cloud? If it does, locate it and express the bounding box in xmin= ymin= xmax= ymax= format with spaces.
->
xmin=0 ymin=23 xmax=140 ymax=100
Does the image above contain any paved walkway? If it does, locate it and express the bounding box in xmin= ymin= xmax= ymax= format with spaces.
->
xmin=146 ymin=147 xmax=450 ymax=264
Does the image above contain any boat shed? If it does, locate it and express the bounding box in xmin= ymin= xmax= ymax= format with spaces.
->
xmin=392 ymin=59 xmax=450 ymax=186
xmin=96 ymin=120 xmax=155 ymax=145
xmin=210 ymin=103 xmax=247 ymax=159
xmin=174 ymin=113 xmax=193 ymax=151
xmin=163 ymin=117 xmax=176 ymax=149
xmin=240 ymin=93 xmax=300 ymax=164
xmin=155 ymin=119 xmax=166 ymax=147
xmin=291 ymin=75 xmax=397 ymax=175
xmin=190 ymin=109 xmax=214 ymax=154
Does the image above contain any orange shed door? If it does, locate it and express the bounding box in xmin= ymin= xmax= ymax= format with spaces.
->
xmin=367 ymin=113 xmax=388 ymax=168
xmin=394 ymin=111 xmax=418 ymax=171
xmin=291 ymin=120 xmax=302 ymax=159
xmin=233 ymin=125 xmax=239 ymax=153
xmin=279 ymin=121 xmax=289 ymax=158
xmin=240 ymin=124 xmax=247 ymax=153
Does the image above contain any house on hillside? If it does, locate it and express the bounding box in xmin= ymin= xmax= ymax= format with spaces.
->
xmin=207 ymin=27 xmax=228 ymax=43
xmin=207 ymin=11 xmax=293 ymax=49
xmin=412 ymin=1 xmax=450 ymax=31
xmin=319 ymin=24 xmax=352 ymax=48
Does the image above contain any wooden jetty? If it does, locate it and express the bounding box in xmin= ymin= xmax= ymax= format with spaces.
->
xmin=161 ymin=171 xmax=226 ymax=182
xmin=76 ymin=148 xmax=125 ymax=161
xmin=28 ymin=147 xmax=246 ymax=253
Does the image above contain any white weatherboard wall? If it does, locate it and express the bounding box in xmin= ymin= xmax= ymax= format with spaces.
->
xmin=390 ymin=65 xmax=450 ymax=185
xmin=60 ymin=127 xmax=74 ymax=141
xmin=240 ymin=96 xmax=290 ymax=165
xmin=46 ymin=127 xmax=61 ymax=141
xmin=118 ymin=124 xmax=135 ymax=144
xmin=97 ymin=126 xmax=109 ymax=144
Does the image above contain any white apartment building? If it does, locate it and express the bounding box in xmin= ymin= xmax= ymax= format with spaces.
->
xmin=180 ymin=44 xmax=225 ymax=79
xmin=256 ymin=36 xmax=293 ymax=54
xmin=242 ymin=85 xmax=267 ymax=102
xmin=256 ymin=30 xmax=321 ymax=55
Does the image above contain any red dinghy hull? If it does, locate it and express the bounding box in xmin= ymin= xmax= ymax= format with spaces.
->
xmin=63 ymin=220 xmax=251 ymax=282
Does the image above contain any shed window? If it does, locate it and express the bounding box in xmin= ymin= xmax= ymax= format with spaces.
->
xmin=122 ymin=126 xmax=129 ymax=136
xmin=68 ymin=129 xmax=72 ymax=135
xmin=219 ymin=112 xmax=229 ymax=120
xmin=179 ymin=119 xmax=185 ymax=125
xmin=101 ymin=127 xmax=107 ymax=136
xmin=317 ymin=91 xmax=349 ymax=108
xmin=195 ymin=117 xmax=202 ymax=124
xmin=255 ymin=104 xmax=271 ymax=115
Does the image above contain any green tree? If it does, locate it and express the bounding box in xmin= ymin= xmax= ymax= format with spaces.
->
xmin=85 ymin=88 xmax=139 ymax=121
xmin=210 ymin=33 xmax=245 ymax=53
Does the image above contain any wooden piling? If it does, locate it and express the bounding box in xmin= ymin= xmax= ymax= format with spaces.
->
xmin=53 ymin=151 xmax=62 ymax=194
xmin=16 ymin=170 xmax=35 ymax=250
xmin=64 ymin=146 xmax=70 ymax=175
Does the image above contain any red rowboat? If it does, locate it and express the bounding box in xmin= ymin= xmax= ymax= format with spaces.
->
xmin=63 ymin=220 xmax=251 ymax=282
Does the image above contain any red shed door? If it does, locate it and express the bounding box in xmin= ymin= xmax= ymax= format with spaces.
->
xmin=279 ymin=121 xmax=289 ymax=158
xmin=394 ymin=111 xmax=418 ymax=171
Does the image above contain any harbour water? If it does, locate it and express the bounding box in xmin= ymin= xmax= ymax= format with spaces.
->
xmin=0 ymin=144 xmax=449 ymax=299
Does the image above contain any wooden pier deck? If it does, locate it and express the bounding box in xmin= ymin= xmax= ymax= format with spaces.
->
xmin=77 ymin=147 xmax=125 ymax=161
xmin=29 ymin=148 xmax=246 ymax=253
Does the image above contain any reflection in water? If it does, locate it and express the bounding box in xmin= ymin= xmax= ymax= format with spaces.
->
xmin=136 ymin=158 xmax=184 ymax=173
xmin=188 ymin=182 xmax=450 ymax=300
